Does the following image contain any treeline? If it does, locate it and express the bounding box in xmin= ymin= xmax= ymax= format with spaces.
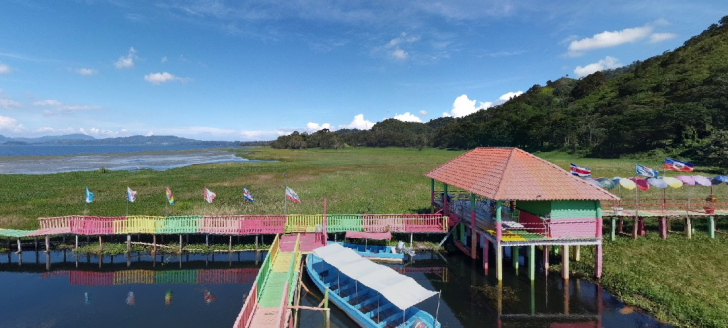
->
xmin=272 ymin=16 xmax=728 ymax=164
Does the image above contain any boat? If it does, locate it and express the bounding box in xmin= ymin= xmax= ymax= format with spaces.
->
xmin=332 ymin=231 xmax=406 ymax=263
xmin=306 ymin=243 xmax=442 ymax=328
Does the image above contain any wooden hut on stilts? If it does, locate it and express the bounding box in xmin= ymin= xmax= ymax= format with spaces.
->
xmin=426 ymin=147 xmax=619 ymax=281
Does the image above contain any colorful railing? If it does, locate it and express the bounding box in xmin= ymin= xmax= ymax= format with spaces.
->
xmin=240 ymin=215 xmax=286 ymax=234
xmin=200 ymin=216 xmax=242 ymax=235
xmin=285 ymin=214 xmax=324 ymax=233
xmin=157 ymin=216 xmax=200 ymax=234
xmin=71 ymin=216 xmax=125 ymax=235
xmin=327 ymin=214 xmax=363 ymax=232
xmin=47 ymin=268 xmax=258 ymax=286
xmin=234 ymin=284 xmax=258 ymax=328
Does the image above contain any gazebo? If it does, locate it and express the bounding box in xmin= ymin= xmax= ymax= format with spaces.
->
xmin=426 ymin=147 xmax=619 ymax=280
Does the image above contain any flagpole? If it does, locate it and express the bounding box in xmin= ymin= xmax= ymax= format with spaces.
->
xmin=284 ymin=173 xmax=287 ymax=216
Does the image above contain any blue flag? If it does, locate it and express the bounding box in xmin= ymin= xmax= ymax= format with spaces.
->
xmin=85 ymin=187 xmax=94 ymax=203
xmin=636 ymin=164 xmax=659 ymax=178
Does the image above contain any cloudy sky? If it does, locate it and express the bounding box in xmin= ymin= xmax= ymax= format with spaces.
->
xmin=0 ymin=1 xmax=726 ymax=141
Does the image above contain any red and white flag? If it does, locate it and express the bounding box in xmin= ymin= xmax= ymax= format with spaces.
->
xmin=285 ymin=187 xmax=301 ymax=203
xmin=204 ymin=187 xmax=216 ymax=203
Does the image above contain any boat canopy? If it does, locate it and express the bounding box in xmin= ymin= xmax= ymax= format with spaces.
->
xmin=344 ymin=231 xmax=392 ymax=240
xmin=312 ymin=243 xmax=437 ymax=310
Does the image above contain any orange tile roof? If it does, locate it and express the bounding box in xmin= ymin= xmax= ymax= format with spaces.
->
xmin=425 ymin=147 xmax=619 ymax=201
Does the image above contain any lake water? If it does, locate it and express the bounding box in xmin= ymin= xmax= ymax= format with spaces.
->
xmin=0 ymin=145 xmax=266 ymax=174
xmin=0 ymin=248 xmax=671 ymax=328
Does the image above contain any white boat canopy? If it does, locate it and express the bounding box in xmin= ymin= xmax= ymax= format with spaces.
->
xmin=312 ymin=243 xmax=437 ymax=310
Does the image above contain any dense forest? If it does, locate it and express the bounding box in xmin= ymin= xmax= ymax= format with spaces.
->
xmin=272 ymin=16 xmax=728 ymax=164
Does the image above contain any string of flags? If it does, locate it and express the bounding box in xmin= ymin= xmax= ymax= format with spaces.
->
xmin=82 ymin=185 xmax=302 ymax=204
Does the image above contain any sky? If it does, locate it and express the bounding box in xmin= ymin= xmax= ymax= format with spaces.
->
xmin=0 ymin=1 xmax=727 ymax=141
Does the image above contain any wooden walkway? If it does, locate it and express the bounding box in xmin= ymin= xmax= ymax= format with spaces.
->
xmin=234 ymin=233 xmax=319 ymax=328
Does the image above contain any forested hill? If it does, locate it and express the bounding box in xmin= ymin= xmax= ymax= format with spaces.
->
xmin=271 ymin=16 xmax=728 ymax=164
xmin=435 ymin=15 xmax=728 ymax=161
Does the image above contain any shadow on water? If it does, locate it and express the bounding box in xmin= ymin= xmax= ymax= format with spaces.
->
xmin=0 ymin=248 xmax=671 ymax=328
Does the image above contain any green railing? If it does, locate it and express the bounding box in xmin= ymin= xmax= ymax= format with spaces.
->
xmin=326 ymin=214 xmax=363 ymax=233
xmin=156 ymin=215 xmax=200 ymax=234
xmin=256 ymin=234 xmax=279 ymax=299
xmin=155 ymin=270 xmax=198 ymax=284
xmin=286 ymin=234 xmax=301 ymax=304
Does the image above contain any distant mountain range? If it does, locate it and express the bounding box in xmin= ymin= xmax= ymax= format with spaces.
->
xmin=0 ymin=134 xmax=245 ymax=146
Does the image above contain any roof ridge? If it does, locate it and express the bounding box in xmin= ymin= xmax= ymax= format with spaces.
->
xmin=492 ymin=148 xmax=517 ymax=200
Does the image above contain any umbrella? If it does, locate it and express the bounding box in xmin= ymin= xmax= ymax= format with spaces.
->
xmin=647 ymin=177 xmax=668 ymax=189
xmin=693 ymin=176 xmax=712 ymax=187
xmin=712 ymin=175 xmax=728 ymax=185
xmin=630 ymin=177 xmax=650 ymax=191
xmin=584 ymin=177 xmax=601 ymax=187
xmin=676 ymin=175 xmax=695 ymax=186
xmin=662 ymin=177 xmax=684 ymax=188
xmin=597 ymin=177 xmax=616 ymax=190
xmin=619 ymin=178 xmax=637 ymax=190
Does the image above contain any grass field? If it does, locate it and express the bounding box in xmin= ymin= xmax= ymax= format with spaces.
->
xmin=1 ymin=146 xmax=727 ymax=327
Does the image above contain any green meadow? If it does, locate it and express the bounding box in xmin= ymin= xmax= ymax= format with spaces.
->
xmin=1 ymin=147 xmax=726 ymax=327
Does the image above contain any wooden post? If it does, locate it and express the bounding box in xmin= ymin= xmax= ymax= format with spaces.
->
xmin=127 ymin=234 xmax=131 ymax=253
xmin=529 ymin=245 xmax=535 ymax=281
xmin=153 ymin=234 xmax=157 ymax=254
xmin=632 ymin=217 xmax=638 ymax=239
xmin=443 ymin=184 xmax=449 ymax=216
xmin=562 ymin=245 xmax=569 ymax=280
xmin=639 ymin=218 xmax=646 ymax=236
xmin=16 ymin=238 xmax=21 ymax=253
xmin=410 ymin=233 xmax=413 ymax=249
xmin=45 ymin=235 xmax=50 ymax=253
xmin=564 ymin=278 xmax=570 ymax=314
xmin=512 ymin=246 xmax=519 ymax=270
xmin=595 ymin=244 xmax=603 ymax=279
xmin=610 ymin=218 xmax=616 ymax=241
xmin=686 ymin=217 xmax=692 ymax=239
xmin=99 ymin=236 xmax=103 ymax=253
xmin=229 ymin=235 xmax=232 ymax=253
xmin=430 ymin=178 xmax=435 ymax=206
xmin=496 ymin=243 xmax=503 ymax=281
xmin=659 ymin=217 xmax=667 ymax=239
xmin=255 ymin=235 xmax=258 ymax=252
xmin=543 ymin=245 xmax=549 ymax=274
xmin=34 ymin=237 xmax=38 ymax=251
xmin=575 ymin=245 xmax=580 ymax=262
xmin=180 ymin=234 xmax=183 ymax=253
xmin=206 ymin=234 xmax=209 ymax=251
xmin=709 ymin=216 xmax=715 ymax=239
xmin=483 ymin=239 xmax=489 ymax=273
xmin=75 ymin=235 xmax=79 ymax=251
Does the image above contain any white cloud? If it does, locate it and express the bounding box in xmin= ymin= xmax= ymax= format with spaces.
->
xmin=419 ymin=110 xmax=428 ymax=116
xmin=574 ymin=56 xmax=623 ymax=77
xmin=649 ymin=32 xmax=676 ymax=43
xmin=161 ymin=56 xmax=168 ymax=63
xmin=0 ymin=91 xmax=22 ymax=109
xmin=144 ymin=72 xmax=192 ymax=85
xmin=77 ymin=68 xmax=98 ymax=76
xmin=384 ymin=32 xmax=420 ymax=60
xmin=0 ymin=62 xmax=10 ymax=74
xmin=498 ymin=91 xmax=523 ymax=101
xmin=114 ymin=47 xmax=138 ymax=69
xmin=442 ymin=91 xmax=523 ymax=117
xmin=567 ymin=26 xmax=652 ymax=56
xmin=78 ymin=127 xmax=127 ymax=138
xmin=306 ymin=122 xmax=331 ymax=132
xmin=145 ymin=131 xmax=154 ymax=137
xmin=0 ymin=116 xmax=25 ymax=133
xmin=393 ymin=112 xmax=422 ymax=123
xmin=33 ymin=99 xmax=62 ymax=106
xmin=338 ymin=114 xmax=374 ymax=130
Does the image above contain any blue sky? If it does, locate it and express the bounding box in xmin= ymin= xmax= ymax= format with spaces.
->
xmin=0 ymin=1 xmax=726 ymax=141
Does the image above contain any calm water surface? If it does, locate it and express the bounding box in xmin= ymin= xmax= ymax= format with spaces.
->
xmin=0 ymin=248 xmax=670 ymax=328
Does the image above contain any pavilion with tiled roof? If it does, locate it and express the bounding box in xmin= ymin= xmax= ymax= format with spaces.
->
xmin=426 ymin=147 xmax=618 ymax=281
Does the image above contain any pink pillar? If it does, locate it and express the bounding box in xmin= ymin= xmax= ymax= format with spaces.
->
xmin=595 ymin=244 xmax=603 ymax=279
xmin=483 ymin=239 xmax=489 ymax=273
xmin=596 ymin=217 xmax=603 ymax=238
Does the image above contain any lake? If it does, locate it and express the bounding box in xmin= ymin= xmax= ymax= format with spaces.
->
xmin=0 ymin=145 xmax=267 ymax=174
xmin=0 ymin=247 xmax=671 ymax=328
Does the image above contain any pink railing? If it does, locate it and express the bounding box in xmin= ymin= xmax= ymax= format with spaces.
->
xmin=239 ymin=215 xmax=286 ymax=234
xmin=362 ymin=214 xmax=405 ymax=232
xmin=548 ymin=218 xmax=599 ymax=238
xmin=404 ymin=214 xmax=448 ymax=232
xmin=198 ymin=216 xmax=241 ymax=235
xmin=70 ymin=271 xmax=115 ymax=286
xmin=233 ymin=283 xmax=258 ymax=328
xmin=278 ymin=282 xmax=289 ymax=328
xmin=71 ymin=216 xmax=125 ymax=235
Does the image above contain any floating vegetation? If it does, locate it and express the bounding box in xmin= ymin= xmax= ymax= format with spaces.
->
xmin=469 ymin=284 xmax=519 ymax=308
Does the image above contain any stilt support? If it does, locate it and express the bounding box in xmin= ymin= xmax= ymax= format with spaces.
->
xmin=180 ymin=234 xmax=183 ymax=253
xmin=127 ymin=234 xmax=131 ymax=253
xmin=610 ymin=218 xmax=616 ymax=241
xmin=632 ymin=217 xmax=638 ymax=239
xmin=75 ymin=235 xmax=79 ymax=251
xmin=595 ymin=244 xmax=603 ymax=279
xmin=686 ymin=217 xmax=692 ymax=239
xmin=543 ymin=245 xmax=549 ymax=274
xmin=562 ymin=245 xmax=569 ymax=280
xmin=528 ymin=245 xmax=535 ymax=281
xmin=659 ymin=217 xmax=667 ymax=239
xmin=99 ymin=236 xmax=103 ymax=252
xmin=709 ymin=216 xmax=715 ymax=239
xmin=575 ymin=245 xmax=580 ymax=262
xmin=45 ymin=235 xmax=50 ymax=253
xmin=512 ymin=246 xmax=519 ymax=270
xmin=483 ymin=239 xmax=489 ymax=274
xmin=153 ymin=234 xmax=157 ymax=254
xmin=496 ymin=243 xmax=503 ymax=281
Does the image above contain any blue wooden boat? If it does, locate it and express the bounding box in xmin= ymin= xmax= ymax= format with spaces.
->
xmin=307 ymin=243 xmax=441 ymax=328
xmin=328 ymin=241 xmax=404 ymax=262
